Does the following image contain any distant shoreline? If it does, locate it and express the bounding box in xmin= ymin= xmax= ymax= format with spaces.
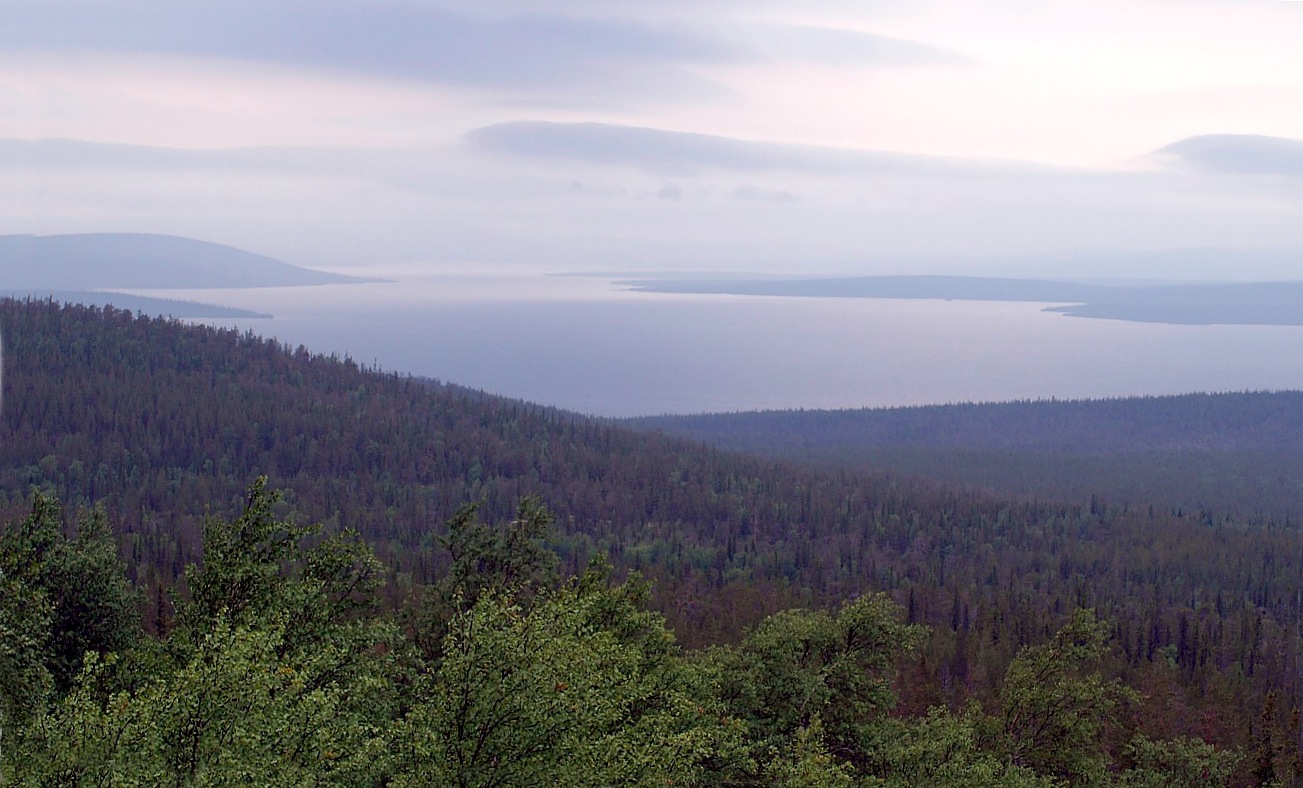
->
xmin=623 ymin=275 xmax=1303 ymax=327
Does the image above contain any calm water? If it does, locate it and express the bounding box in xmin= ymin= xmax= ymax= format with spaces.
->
xmin=130 ymin=265 xmax=1303 ymax=417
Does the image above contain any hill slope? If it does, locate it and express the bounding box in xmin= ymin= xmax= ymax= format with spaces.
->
xmin=6 ymin=297 xmax=1303 ymax=755
xmin=630 ymin=393 xmax=1303 ymax=519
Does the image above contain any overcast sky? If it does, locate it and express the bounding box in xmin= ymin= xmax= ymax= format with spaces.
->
xmin=3 ymin=0 xmax=1303 ymax=275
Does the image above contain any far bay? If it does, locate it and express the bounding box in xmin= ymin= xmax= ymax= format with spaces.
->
xmin=115 ymin=265 xmax=1303 ymax=417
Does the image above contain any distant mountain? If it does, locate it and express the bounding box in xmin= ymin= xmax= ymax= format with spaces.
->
xmin=0 ymin=233 xmax=366 ymax=289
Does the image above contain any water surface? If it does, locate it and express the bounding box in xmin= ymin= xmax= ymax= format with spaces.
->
xmin=124 ymin=265 xmax=1303 ymax=417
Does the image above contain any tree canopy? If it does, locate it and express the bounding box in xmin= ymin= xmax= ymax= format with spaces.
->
xmin=0 ymin=484 xmax=1256 ymax=786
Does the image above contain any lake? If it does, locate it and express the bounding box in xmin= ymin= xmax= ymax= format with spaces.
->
xmin=124 ymin=264 xmax=1303 ymax=417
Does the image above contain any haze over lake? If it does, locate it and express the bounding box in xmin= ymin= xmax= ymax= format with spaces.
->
xmin=117 ymin=264 xmax=1303 ymax=417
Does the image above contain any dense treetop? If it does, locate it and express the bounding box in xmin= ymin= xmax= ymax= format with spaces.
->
xmin=0 ymin=484 xmax=1254 ymax=785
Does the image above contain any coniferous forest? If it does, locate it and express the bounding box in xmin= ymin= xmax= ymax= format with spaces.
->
xmin=5 ymin=297 xmax=1303 ymax=785
xmin=631 ymin=395 xmax=1303 ymax=522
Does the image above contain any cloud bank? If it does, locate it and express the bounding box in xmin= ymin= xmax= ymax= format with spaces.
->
xmin=463 ymin=120 xmax=1016 ymax=177
xmin=4 ymin=0 xmax=1303 ymax=276
xmin=1156 ymin=134 xmax=1303 ymax=178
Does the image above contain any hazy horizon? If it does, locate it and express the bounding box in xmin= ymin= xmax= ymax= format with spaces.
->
xmin=4 ymin=1 xmax=1303 ymax=279
xmin=88 ymin=266 xmax=1303 ymax=418
xmin=7 ymin=2 xmax=1303 ymax=413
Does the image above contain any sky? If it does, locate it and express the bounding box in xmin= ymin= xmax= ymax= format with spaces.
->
xmin=3 ymin=0 xmax=1303 ymax=276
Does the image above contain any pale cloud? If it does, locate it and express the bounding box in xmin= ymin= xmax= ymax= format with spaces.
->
xmin=1155 ymin=134 xmax=1303 ymax=177
xmin=462 ymin=120 xmax=1015 ymax=176
xmin=733 ymin=184 xmax=798 ymax=202
xmin=1 ymin=2 xmax=730 ymax=86
xmin=729 ymin=22 xmax=973 ymax=68
xmin=4 ymin=0 xmax=1303 ymax=274
xmin=5 ymin=125 xmax=1302 ymax=272
xmin=833 ymin=0 xmax=1303 ymax=164
xmin=0 ymin=52 xmax=468 ymax=148
xmin=0 ymin=1 xmax=962 ymax=115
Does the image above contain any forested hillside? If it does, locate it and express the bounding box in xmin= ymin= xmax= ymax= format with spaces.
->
xmin=5 ymin=297 xmax=1303 ymax=783
xmin=0 ymin=481 xmax=1245 ymax=785
xmin=631 ymin=394 xmax=1303 ymax=520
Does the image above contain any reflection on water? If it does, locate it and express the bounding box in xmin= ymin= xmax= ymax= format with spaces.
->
xmin=122 ymin=266 xmax=1303 ymax=417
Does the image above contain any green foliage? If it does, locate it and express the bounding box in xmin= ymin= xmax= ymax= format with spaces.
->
xmin=998 ymin=609 xmax=1137 ymax=784
xmin=406 ymin=496 xmax=563 ymax=665
xmin=177 ymin=477 xmax=385 ymax=654
xmin=47 ymin=506 xmax=141 ymax=690
xmin=394 ymin=578 xmax=738 ymax=787
xmin=0 ymin=573 xmax=53 ymax=759
xmin=12 ymin=617 xmax=396 ymax=785
xmin=862 ymin=705 xmax=1056 ymax=787
xmin=0 ymin=491 xmax=138 ymax=694
xmin=0 ymin=482 xmax=1272 ymax=786
xmin=7 ymin=479 xmax=397 ymax=785
xmin=1117 ymin=734 xmax=1240 ymax=787
xmin=440 ymin=496 xmax=560 ymax=610
xmin=178 ymin=476 xmax=315 ymax=632
xmin=763 ymin=717 xmax=857 ymax=788
xmin=704 ymin=593 xmax=923 ymax=778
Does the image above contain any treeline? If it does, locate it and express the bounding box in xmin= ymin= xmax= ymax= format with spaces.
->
xmin=0 ymin=484 xmax=1250 ymax=785
xmin=6 ymin=298 xmax=1303 ymax=779
xmin=629 ymin=394 xmax=1303 ymax=520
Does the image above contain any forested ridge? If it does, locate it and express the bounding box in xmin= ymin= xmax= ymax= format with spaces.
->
xmin=631 ymin=394 xmax=1303 ymax=521
xmin=4 ymin=297 xmax=1303 ymax=784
